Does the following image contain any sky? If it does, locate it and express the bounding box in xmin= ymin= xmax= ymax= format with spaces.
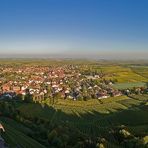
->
xmin=0 ymin=0 xmax=148 ymax=59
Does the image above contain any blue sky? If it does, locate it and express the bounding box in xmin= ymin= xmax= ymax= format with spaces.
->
xmin=0 ymin=0 xmax=148 ymax=59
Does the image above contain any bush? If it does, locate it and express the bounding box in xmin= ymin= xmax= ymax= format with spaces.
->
xmin=47 ymin=129 xmax=58 ymax=143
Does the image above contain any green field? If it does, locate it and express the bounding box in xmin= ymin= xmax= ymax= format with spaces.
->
xmin=17 ymin=95 xmax=148 ymax=138
xmin=98 ymin=66 xmax=148 ymax=82
xmin=130 ymin=66 xmax=148 ymax=79
xmin=113 ymin=82 xmax=146 ymax=89
xmin=1 ymin=95 xmax=148 ymax=147
xmin=0 ymin=118 xmax=45 ymax=148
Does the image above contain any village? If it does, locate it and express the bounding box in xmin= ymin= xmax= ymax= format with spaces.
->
xmin=0 ymin=64 xmax=147 ymax=103
xmin=0 ymin=64 xmax=125 ymax=102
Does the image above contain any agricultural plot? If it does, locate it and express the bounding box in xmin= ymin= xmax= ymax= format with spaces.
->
xmin=113 ymin=82 xmax=146 ymax=89
xmin=18 ymin=103 xmax=56 ymax=121
xmin=128 ymin=124 xmax=148 ymax=136
xmin=0 ymin=117 xmax=32 ymax=135
xmin=17 ymin=95 xmax=148 ymax=138
xmin=0 ymin=118 xmax=45 ymax=148
xmin=97 ymin=66 xmax=147 ymax=82
xmin=129 ymin=94 xmax=148 ymax=101
xmin=130 ymin=66 xmax=148 ymax=79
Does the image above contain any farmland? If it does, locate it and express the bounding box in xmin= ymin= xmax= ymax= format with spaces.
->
xmin=0 ymin=118 xmax=45 ymax=148
xmin=17 ymin=94 xmax=148 ymax=146
xmin=113 ymin=82 xmax=146 ymax=90
xmin=1 ymin=94 xmax=147 ymax=147
xmin=18 ymin=95 xmax=148 ymax=129
xmin=0 ymin=60 xmax=148 ymax=147
xmin=130 ymin=66 xmax=148 ymax=79
xmin=91 ymin=65 xmax=148 ymax=82
xmin=2 ymin=95 xmax=148 ymax=147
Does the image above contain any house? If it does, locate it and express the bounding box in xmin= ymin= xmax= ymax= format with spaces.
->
xmin=2 ymin=84 xmax=10 ymax=91
xmin=112 ymin=91 xmax=122 ymax=97
xmin=98 ymin=95 xmax=109 ymax=99
xmin=12 ymin=86 xmax=21 ymax=92
xmin=97 ymin=92 xmax=109 ymax=99
xmin=94 ymin=75 xmax=100 ymax=78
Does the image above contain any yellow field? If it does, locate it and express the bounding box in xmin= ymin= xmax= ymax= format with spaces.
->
xmin=99 ymin=66 xmax=148 ymax=82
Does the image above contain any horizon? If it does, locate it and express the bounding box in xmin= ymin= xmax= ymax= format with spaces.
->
xmin=0 ymin=0 xmax=148 ymax=59
xmin=0 ymin=52 xmax=148 ymax=60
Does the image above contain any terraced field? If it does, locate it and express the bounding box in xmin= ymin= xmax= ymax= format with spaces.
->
xmin=0 ymin=95 xmax=147 ymax=147
xmin=17 ymin=95 xmax=148 ymax=138
xmin=0 ymin=118 xmax=45 ymax=148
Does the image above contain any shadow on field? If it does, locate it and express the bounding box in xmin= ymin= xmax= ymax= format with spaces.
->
xmin=18 ymin=100 xmax=148 ymax=137
xmin=1 ymin=98 xmax=148 ymax=148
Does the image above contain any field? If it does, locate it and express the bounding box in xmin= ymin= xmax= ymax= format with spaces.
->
xmin=17 ymin=95 xmax=148 ymax=138
xmin=113 ymin=82 xmax=146 ymax=89
xmin=130 ymin=66 xmax=148 ymax=79
xmin=97 ymin=65 xmax=148 ymax=82
xmin=0 ymin=117 xmax=45 ymax=148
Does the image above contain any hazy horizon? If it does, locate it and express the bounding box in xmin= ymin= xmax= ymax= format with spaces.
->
xmin=0 ymin=51 xmax=148 ymax=60
xmin=0 ymin=0 xmax=148 ymax=59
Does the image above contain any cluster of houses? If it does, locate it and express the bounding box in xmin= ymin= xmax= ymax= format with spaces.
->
xmin=0 ymin=65 xmax=124 ymax=102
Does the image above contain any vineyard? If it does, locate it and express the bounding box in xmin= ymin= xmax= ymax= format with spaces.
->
xmin=17 ymin=95 xmax=148 ymax=138
xmin=0 ymin=118 xmax=45 ymax=148
xmin=0 ymin=94 xmax=147 ymax=147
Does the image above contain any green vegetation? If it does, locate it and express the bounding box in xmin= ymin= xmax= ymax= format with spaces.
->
xmin=1 ymin=118 xmax=45 ymax=148
xmin=17 ymin=95 xmax=148 ymax=146
xmin=113 ymin=82 xmax=146 ymax=89
xmin=131 ymin=66 xmax=148 ymax=79
xmin=91 ymin=65 xmax=148 ymax=82
xmin=0 ymin=94 xmax=147 ymax=147
xmin=0 ymin=60 xmax=148 ymax=147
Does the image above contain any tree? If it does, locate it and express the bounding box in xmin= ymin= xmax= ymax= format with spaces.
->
xmin=24 ymin=89 xmax=33 ymax=103
xmin=47 ymin=129 xmax=58 ymax=143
